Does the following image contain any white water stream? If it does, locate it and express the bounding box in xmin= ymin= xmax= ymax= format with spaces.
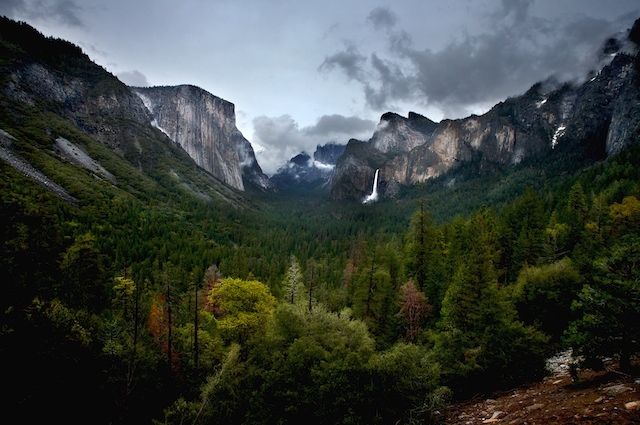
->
xmin=363 ymin=169 xmax=379 ymax=204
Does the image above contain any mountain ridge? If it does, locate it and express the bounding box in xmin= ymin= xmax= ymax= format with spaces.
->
xmin=329 ymin=21 xmax=640 ymax=201
xmin=2 ymin=15 xmax=639 ymax=208
xmin=0 ymin=16 xmax=270 ymax=207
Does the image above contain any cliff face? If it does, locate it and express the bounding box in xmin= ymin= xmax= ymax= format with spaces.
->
xmin=369 ymin=112 xmax=438 ymax=154
xmin=0 ymin=17 xmax=270 ymax=205
xmin=330 ymin=24 xmax=640 ymax=201
xmin=134 ymin=85 xmax=270 ymax=191
xmin=330 ymin=139 xmax=390 ymax=201
xmin=4 ymin=58 xmax=170 ymax=169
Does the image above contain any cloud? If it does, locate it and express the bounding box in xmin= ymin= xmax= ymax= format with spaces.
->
xmin=306 ymin=114 xmax=375 ymax=136
xmin=367 ymin=7 xmax=397 ymax=31
xmin=320 ymin=4 xmax=638 ymax=119
xmin=318 ymin=44 xmax=367 ymax=81
xmin=492 ymin=0 xmax=530 ymax=24
xmin=0 ymin=0 xmax=26 ymax=18
xmin=1 ymin=0 xmax=84 ymax=28
xmin=251 ymin=114 xmax=375 ymax=175
xmin=117 ymin=70 xmax=150 ymax=87
xmin=363 ymin=53 xmax=414 ymax=110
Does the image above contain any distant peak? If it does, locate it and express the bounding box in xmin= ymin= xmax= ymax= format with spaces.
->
xmin=630 ymin=17 xmax=640 ymax=45
xmin=380 ymin=112 xmax=404 ymax=122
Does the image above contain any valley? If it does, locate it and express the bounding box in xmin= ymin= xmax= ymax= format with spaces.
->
xmin=1 ymin=15 xmax=640 ymax=425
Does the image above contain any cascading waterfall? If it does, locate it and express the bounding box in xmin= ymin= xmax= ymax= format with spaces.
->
xmin=363 ymin=169 xmax=379 ymax=204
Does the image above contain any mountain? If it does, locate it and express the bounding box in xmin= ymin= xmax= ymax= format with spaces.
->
xmin=0 ymin=16 xmax=267 ymax=210
xmin=269 ymin=142 xmax=346 ymax=192
xmin=134 ymin=85 xmax=270 ymax=191
xmin=330 ymin=21 xmax=640 ymax=201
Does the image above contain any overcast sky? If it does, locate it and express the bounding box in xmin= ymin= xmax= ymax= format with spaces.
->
xmin=2 ymin=0 xmax=639 ymax=174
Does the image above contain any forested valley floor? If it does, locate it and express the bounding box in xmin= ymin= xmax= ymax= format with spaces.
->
xmin=3 ymin=138 xmax=640 ymax=424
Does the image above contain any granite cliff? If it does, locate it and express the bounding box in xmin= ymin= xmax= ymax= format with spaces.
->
xmin=330 ymin=21 xmax=640 ymax=201
xmin=134 ymin=85 xmax=270 ymax=191
xmin=0 ymin=17 xmax=269 ymax=201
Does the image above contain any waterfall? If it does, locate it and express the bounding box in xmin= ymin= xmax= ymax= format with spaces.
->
xmin=363 ymin=169 xmax=379 ymax=204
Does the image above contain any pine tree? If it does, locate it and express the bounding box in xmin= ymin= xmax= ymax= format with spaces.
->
xmin=566 ymin=196 xmax=640 ymax=372
xmin=405 ymin=199 xmax=433 ymax=291
xmin=282 ymin=255 xmax=304 ymax=305
xmin=499 ymin=187 xmax=548 ymax=283
xmin=565 ymin=181 xmax=588 ymax=249
xmin=434 ymin=209 xmax=548 ymax=395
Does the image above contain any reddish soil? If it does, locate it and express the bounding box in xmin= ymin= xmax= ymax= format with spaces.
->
xmin=443 ymin=359 xmax=640 ymax=424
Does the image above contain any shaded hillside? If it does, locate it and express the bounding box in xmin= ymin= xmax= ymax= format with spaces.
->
xmin=0 ymin=17 xmax=260 ymax=206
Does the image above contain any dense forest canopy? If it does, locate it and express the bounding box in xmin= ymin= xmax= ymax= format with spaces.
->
xmin=1 ymin=16 xmax=640 ymax=425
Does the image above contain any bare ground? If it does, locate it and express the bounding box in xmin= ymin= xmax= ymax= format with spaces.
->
xmin=443 ymin=354 xmax=640 ymax=425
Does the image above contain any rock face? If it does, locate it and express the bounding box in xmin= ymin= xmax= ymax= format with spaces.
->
xmin=331 ymin=139 xmax=389 ymax=201
xmin=369 ymin=112 xmax=439 ymax=154
xmin=135 ymin=85 xmax=270 ymax=191
xmin=270 ymin=143 xmax=346 ymax=192
xmin=1 ymin=17 xmax=270 ymax=195
xmin=330 ymin=21 xmax=640 ymax=201
xmin=4 ymin=54 xmax=166 ymax=170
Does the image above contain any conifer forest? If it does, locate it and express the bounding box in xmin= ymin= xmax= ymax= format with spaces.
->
xmin=1 ymin=16 xmax=640 ymax=425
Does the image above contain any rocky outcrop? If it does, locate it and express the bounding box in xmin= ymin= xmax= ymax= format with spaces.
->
xmin=0 ymin=129 xmax=78 ymax=205
xmin=330 ymin=21 xmax=640 ymax=201
xmin=369 ymin=112 xmax=438 ymax=153
xmin=270 ymin=143 xmax=346 ymax=192
xmin=445 ymin=350 xmax=640 ymax=425
xmin=55 ymin=137 xmax=116 ymax=183
xmin=134 ymin=85 xmax=270 ymax=191
xmin=314 ymin=142 xmax=346 ymax=165
xmin=3 ymin=24 xmax=269 ymax=192
xmin=4 ymin=54 xmax=165 ymax=166
xmin=330 ymin=139 xmax=389 ymax=201
xmin=1 ymin=16 xmax=270 ymax=202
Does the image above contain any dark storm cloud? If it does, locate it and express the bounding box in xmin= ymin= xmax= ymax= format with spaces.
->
xmin=2 ymin=0 xmax=84 ymax=27
xmin=0 ymin=0 xmax=26 ymax=18
xmin=363 ymin=53 xmax=414 ymax=110
xmin=320 ymin=3 xmax=639 ymax=118
xmin=48 ymin=0 xmax=84 ymax=27
xmin=252 ymin=114 xmax=375 ymax=175
xmin=318 ymin=44 xmax=367 ymax=81
xmin=367 ymin=7 xmax=397 ymax=31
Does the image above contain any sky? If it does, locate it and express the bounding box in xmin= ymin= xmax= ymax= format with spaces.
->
xmin=2 ymin=0 xmax=639 ymax=174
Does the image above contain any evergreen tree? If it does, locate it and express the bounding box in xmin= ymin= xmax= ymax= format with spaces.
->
xmin=282 ymin=255 xmax=304 ymax=305
xmin=499 ymin=187 xmax=548 ymax=283
xmin=565 ymin=181 xmax=589 ymax=250
xmin=544 ymin=211 xmax=570 ymax=263
xmin=566 ymin=196 xmax=640 ymax=372
xmin=511 ymin=258 xmax=582 ymax=345
xmin=60 ymin=232 xmax=108 ymax=312
xmin=434 ymin=209 xmax=548 ymax=395
xmin=405 ymin=199 xmax=433 ymax=291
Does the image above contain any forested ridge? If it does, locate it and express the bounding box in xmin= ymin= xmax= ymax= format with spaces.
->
xmin=2 ymin=16 xmax=640 ymax=425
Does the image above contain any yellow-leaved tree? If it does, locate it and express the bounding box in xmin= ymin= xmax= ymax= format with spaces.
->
xmin=208 ymin=277 xmax=276 ymax=343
